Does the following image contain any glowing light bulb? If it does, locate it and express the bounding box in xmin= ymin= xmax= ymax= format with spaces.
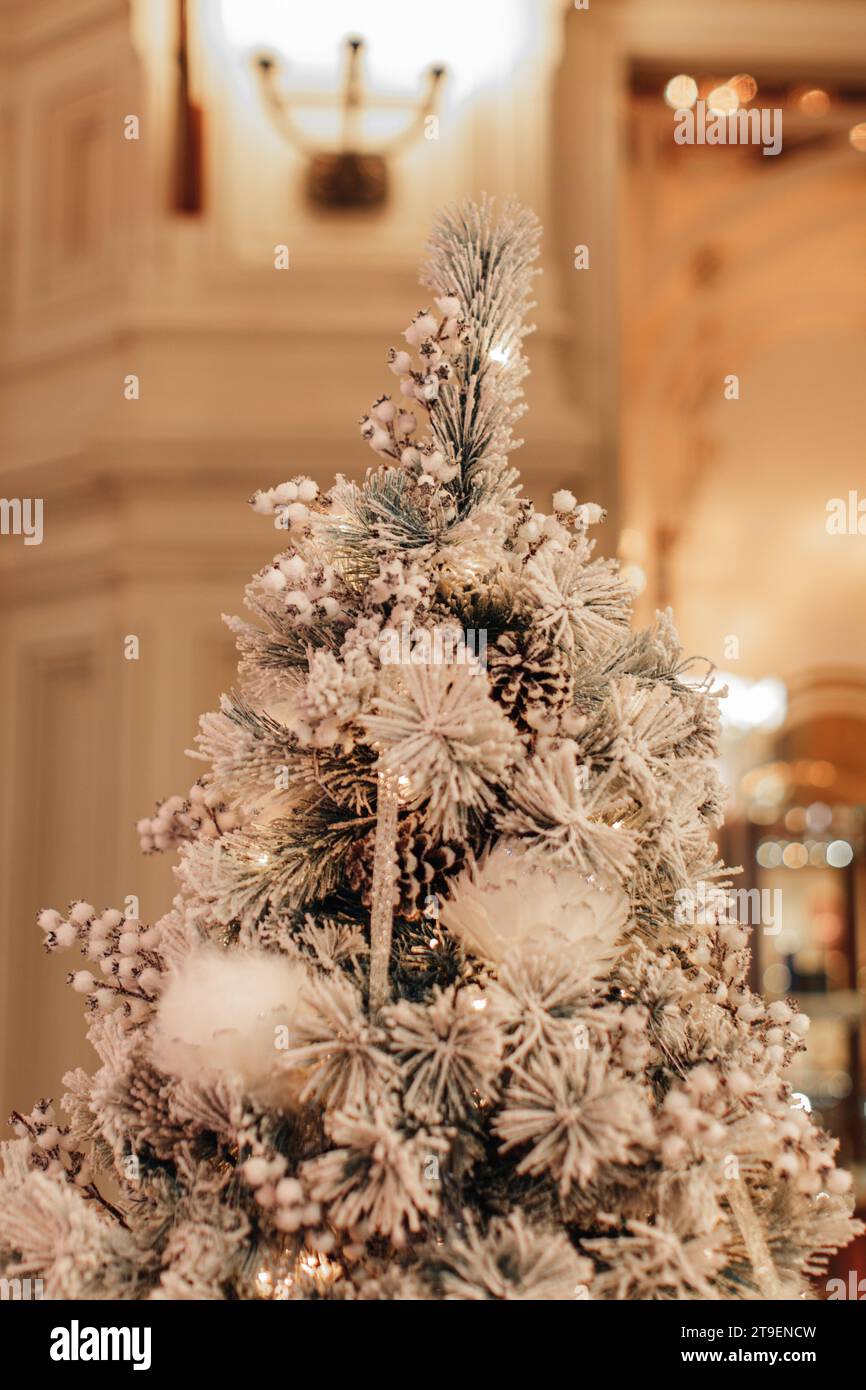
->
xmin=729 ymin=73 xmax=758 ymax=104
xmin=826 ymin=840 xmax=853 ymax=869
xmin=707 ymin=84 xmax=739 ymax=117
xmin=664 ymin=75 xmax=698 ymax=110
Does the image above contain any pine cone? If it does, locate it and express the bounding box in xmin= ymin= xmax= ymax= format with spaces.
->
xmin=345 ymin=813 xmax=465 ymax=921
xmin=488 ymin=629 xmax=573 ymax=731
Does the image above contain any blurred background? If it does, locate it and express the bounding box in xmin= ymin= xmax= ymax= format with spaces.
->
xmin=1 ymin=0 xmax=865 ymax=1272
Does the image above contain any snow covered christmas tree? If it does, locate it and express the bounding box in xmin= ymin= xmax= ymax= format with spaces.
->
xmin=1 ymin=198 xmax=860 ymax=1300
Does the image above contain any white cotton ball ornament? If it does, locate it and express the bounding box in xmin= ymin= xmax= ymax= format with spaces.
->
xmin=552 ymin=489 xmax=578 ymax=514
xmin=825 ymin=1168 xmax=852 ymax=1194
xmin=271 ymin=482 xmax=298 ymax=505
xmin=250 ymin=491 xmax=274 ymax=515
xmin=261 ymin=567 xmax=287 ymax=594
xmin=279 ymin=554 xmax=307 ymax=582
xmin=285 ymin=591 xmax=312 ymax=620
xmin=404 ymin=313 xmax=438 ymax=346
xmin=284 ymin=502 xmax=310 ymax=529
xmin=243 ymin=1157 xmax=271 ymax=1188
xmin=435 ymin=295 xmax=461 ymax=318
xmin=439 ymin=842 xmax=629 ymax=971
xmin=152 ymin=945 xmax=310 ymax=1101
xmin=767 ymin=1000 xmax=792 ymax=1024
xmin=368 ymin=428 xmax=391 ymax=453
xmin=389 ymin=350 xmax=412 ymax=376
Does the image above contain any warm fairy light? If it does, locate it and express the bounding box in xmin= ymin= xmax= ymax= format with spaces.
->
xmin=664 ymin=74 xmax=698 ymax=110
xmin=472 ymin=998 xmax=488 ymax=1011
xmin=849 ymin=123 xmax=866 ymax=152
xmin=621 ymin=562 xmax=647 ymax=595
xmin=729 ymin=74 xmax=758 ymax=104
xmin=618 ymin=526 xmax=647 ymax=562
xmin=490 ymin=343 xmax=511 ymax=364
xmin=797 ymin=88 xmax=830 ymax=117
xmin=255 ymin=1250 xmax=343 ymax=1298
xmin=707 ymin=84 xmax=739 ymax=117
xmin=258 ymin=852 xmax=270 ymax=865
xmin=827 ymin=839 xmax=854 ymax=869
xmin=763 ymin=963 xmax=792 ymax=994
xmin=782 ymin=842 xmax=808 ymax=870
xmin=756 ymin=840 xmax=782 ymax=869
xmin=716 ymin=674 xmax=787 ymax=734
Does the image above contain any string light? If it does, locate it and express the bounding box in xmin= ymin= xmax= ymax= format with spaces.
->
xmin=706 ymin=84 xmax=738 ymax=117
xmin=729 ymin=73 xmax=758 ymax=104
xmin=255 ymin=1249 xmax=344 ymax=1298
xmin=664 ymin=74 xmax=698 ymax=110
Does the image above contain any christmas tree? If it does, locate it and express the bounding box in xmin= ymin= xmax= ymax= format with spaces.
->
xmin=1 ymin=199 xmax=860 ymax=1301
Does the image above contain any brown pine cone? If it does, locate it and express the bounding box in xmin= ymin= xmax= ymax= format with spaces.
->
xmin=345 ymin=812 xmax=465 ymax=921
xmin=488 ymin=629 xmax=573 ymax=731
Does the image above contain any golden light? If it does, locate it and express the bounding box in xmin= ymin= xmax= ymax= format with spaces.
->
xmin=729 ymin=74 xmax=758 ymax=104
xmin=621 ymin=562 xmax=647 ymax=595
xmin=618 ymin=526 xmax=647 ymax=562
xmin=782 ymin=843 xmax=809 ymax=870
xmin=707 ymin=85 xmax=739 ymax=117
xmin=756 ymin=840 xmax=783 ymax=869
xmin=797 ymin=88 xmax=831 ymax=117
xmin=664 ymin=75 xmax=698 ymax=110
xmin=849 ymin=123 xmax=866 ymax=152
xmin=827 ymin=839 xmax=854 ymax=869
xmin=763 ymin=963 xmax=792 ymax=993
